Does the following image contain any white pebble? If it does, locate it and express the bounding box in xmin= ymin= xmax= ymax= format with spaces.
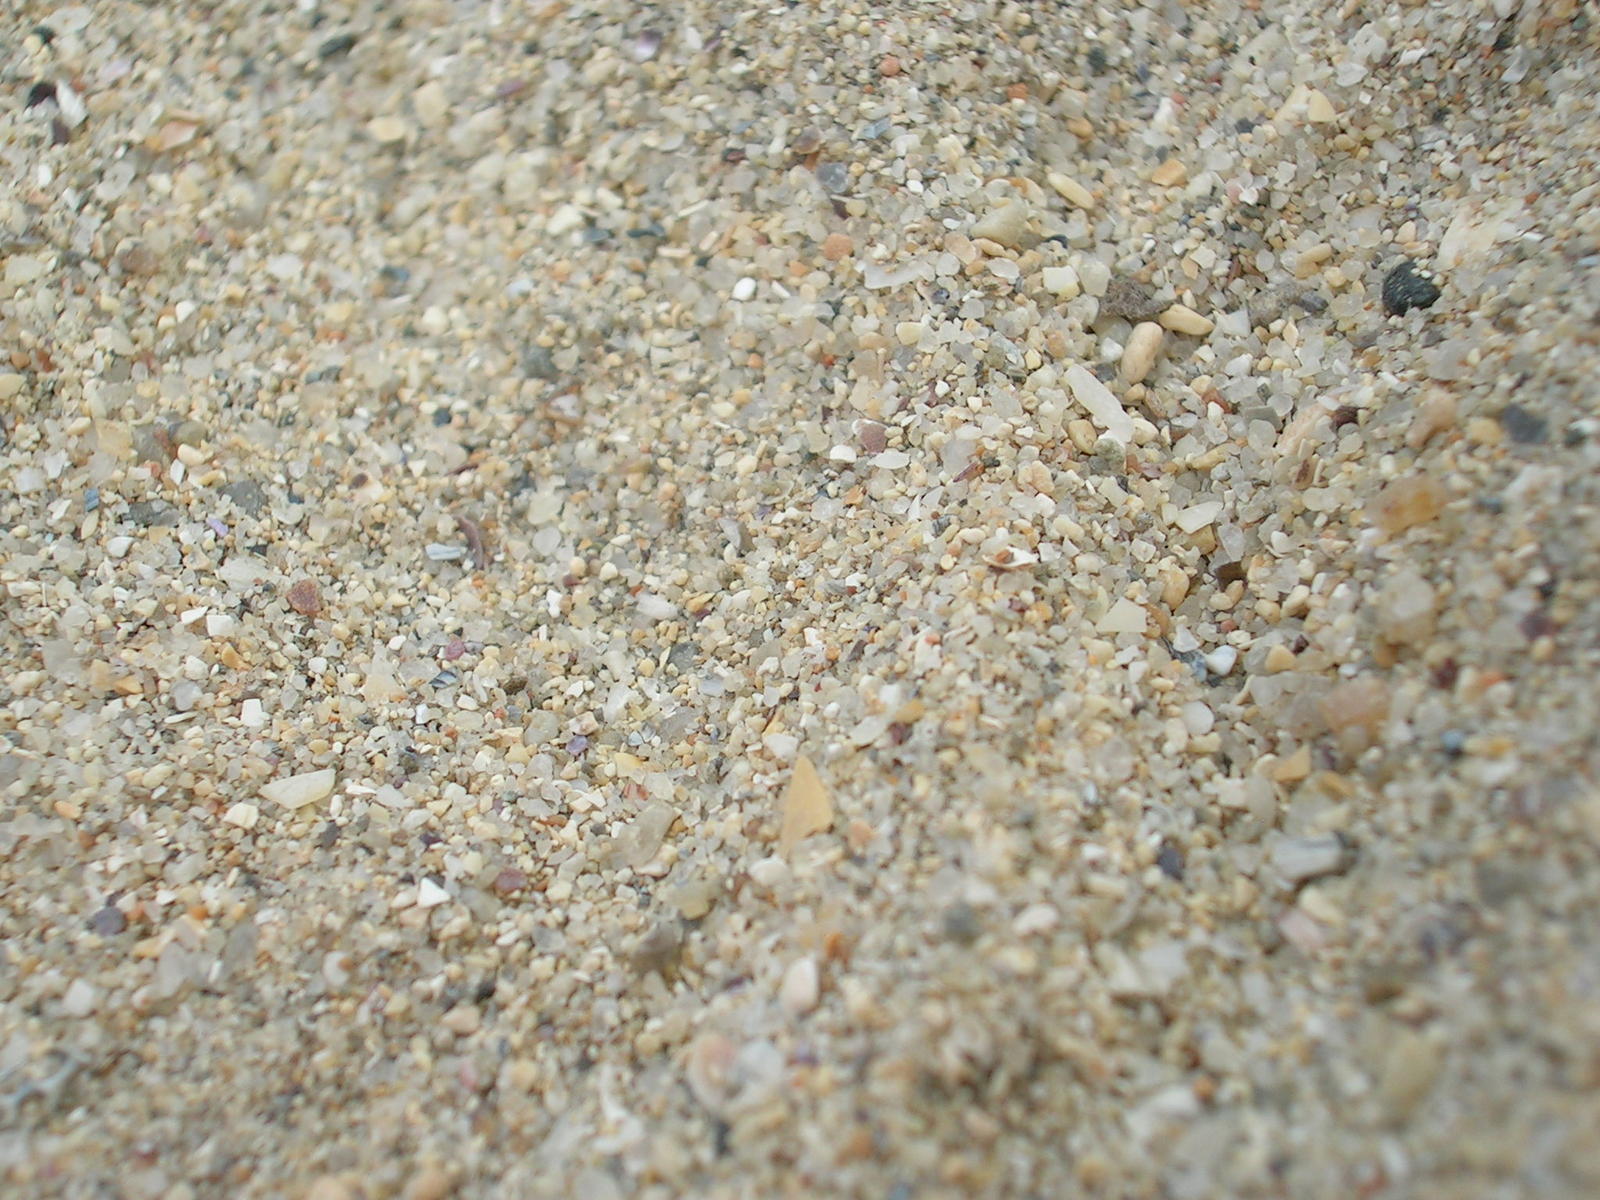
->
xmin=223 ymin=801 xmax=260 ymax=829
xmin=260 ymin=767 xmax=336 ymax=809
xmin=1065 ymin=364 xmax=1134 ymax=445
xmin=731 ymin=276 xmax=756 ymax=301
xmin=62 ymin=979 xmax=97 ymax=1018
xmin=1095 ymin=597 xmax=1147 ymax=635
xmin=748 ymin=855 xmax=790 ymax=888
xmin=1272 ymin=835 xmax=1351 ymax=884
xmin=1204 ymin=645 xmax=1239 ymax=677
xmin=1180 ymin=701 xmax=1215 ymax=737
xmin=240 ymin=697 xmax=266 ymax=727
xmin=779 ymin=957 xmax=820 ymax=1017
xmin=1041 ymin=265 xmax=1080 ymax=298
xmin=1174 ymin=501 xmax=1223 ymax=533
xmin=416 ymin=878 xmax=451 ymax=909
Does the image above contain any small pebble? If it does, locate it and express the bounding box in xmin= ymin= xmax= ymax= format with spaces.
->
xmin=970 ymin=199 xmax=1030 ymax=249
xmin=779 ymin=957 xmax=820 ymax=1017
xmin=1158 ymin=303 xmax=1214 ymax=336
xmin=1046 ymin=171 xmax=1094 ymax=210
xmin=1119 ymin=322 xmax=1164 ymax=384
xmin=1272 ymin=835 xmax=1354 ymax=885
xmin=1381 ymin=260 xmax=1442 ymax=317
xmin=415 ymin=878 xmax=451 ymax=909
xmin=260 ymin=768 xmax=336 ymax=809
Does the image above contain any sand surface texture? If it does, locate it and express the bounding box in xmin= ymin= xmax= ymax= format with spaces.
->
xmin=3 ymin=1 xmax=1599 ymax=1196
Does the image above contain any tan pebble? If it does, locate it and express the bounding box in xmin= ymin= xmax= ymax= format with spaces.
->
xmin=778 ymin=755 xmax=833 ymax=854
xmin=1150 ymin=157 xmax=1187 ymax=187
xmin=1305 ymin=88 xmax=1338 ymax=123
xmin=367 ymin=115 xmax=408 ymax=144
xmin=878 ymin=54 xmax=901 ymax=78
xmin=821 ymin=233 xmax=853 ymax=262
xmin=1159 ymin=565 xmax=1190 ymax=609
xmin=1367 ymin=475 xmax=1446 ymax=535
xmin=1378 ymin=1030 xmax=1441 ymax=1124
xmin=413 ymin=81 xmax=449 ymax=129
xmin=970 ymin=200 xmax=1030 ymax=249
xmin=303 ymin=1176 xmax=357 ymax=1200
xmin=441 ymin=1004 xmax=481 ymax=1036
xmin=1045 ymin=171 xmax=1094 ymax=210
xmin=1465 ymin=416 xmax=1502 ymax=445
xmin=1263 ymin=644 xmax=1297 ymax=673
xmin=1158 ymin=303 xmax=1214 ymax=337
xmin=1271 ymin=745 xmax=1312 ymax=783
xmin=1406 ymin=390 xmax=1457 ymax=448
xmin=403 ymin=1166 xmax=457 ymax=1200
xmin=0 ymin=374 xmax=24 ymax=400
xmin=1119 ymin=322 xmax=1165 ymax=384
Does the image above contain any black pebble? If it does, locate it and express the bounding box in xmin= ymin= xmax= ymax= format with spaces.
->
xmin=1156 ymin=843 xmax=1185 ymax=881
xmin=126 ymin=500 xmax=179 ymax=528
xmin=25 ymin=81 xmax=57 ymax=109
xmin=88 ymin=905 xmax=128 ymax=936
xmin=221 ymin=479 xmax=269 ymax=516
xmin=318 ymin=33 xmax=358 ymax=59
xmin=1382 ymin=260 xmax=1441 ymax=317
xmin=1498 ymin=403 xmax=1548 ymax=444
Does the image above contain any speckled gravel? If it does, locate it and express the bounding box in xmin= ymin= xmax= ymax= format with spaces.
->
xmin=3 ymin=1 xmax=1600 ymax=1197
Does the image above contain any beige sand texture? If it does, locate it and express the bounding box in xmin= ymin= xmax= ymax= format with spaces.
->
xmin=2 ymin=1 xmax=1599 ymax=1196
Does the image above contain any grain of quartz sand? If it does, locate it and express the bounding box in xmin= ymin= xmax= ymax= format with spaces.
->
xmin=2 ymin=0 xmax=1599 ymax=1196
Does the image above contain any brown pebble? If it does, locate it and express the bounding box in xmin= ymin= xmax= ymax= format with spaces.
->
xmin=492 ymin=867 xmax=529 ymax=895
xmin=286 ymin=579 xmax=324 ymax=615
xmin=822 ymin=233 xmax=853 ymax=262
xmin=879 ymin=55 xmax=902 ymax=78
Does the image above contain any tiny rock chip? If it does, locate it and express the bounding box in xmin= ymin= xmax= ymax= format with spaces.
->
xmin=778 ymin=755 xmax=833 ymax=854
xmin=261 ymin=768 xmax=336 ymax=809
xmin=286 ymin=579 xmax=324 ymax=615
xmin=821 ymin=232 xmax=853 ymax=262
xmin=1381 ymin=260 xmax=1442 ymax=317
